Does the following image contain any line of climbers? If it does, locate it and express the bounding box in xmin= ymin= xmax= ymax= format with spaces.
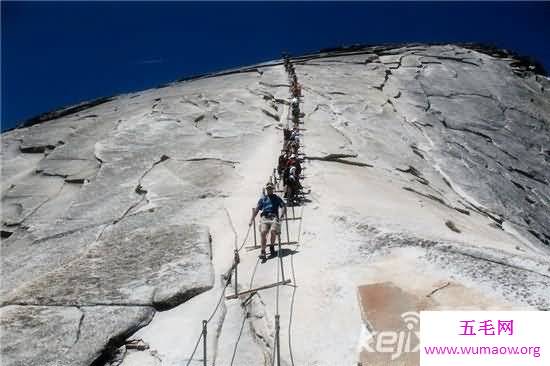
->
xmin=281 ymin=55 xmax=305 ymax=206
xmin=250 ymin=54 xmax=307 ymax=263
xmin=186 ymin=55 xmax=306 ymax=366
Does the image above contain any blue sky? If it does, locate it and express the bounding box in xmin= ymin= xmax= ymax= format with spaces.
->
xmin=2 ymin=1 xmax=549 ymax=131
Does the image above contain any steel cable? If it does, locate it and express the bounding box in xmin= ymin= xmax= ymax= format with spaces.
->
xmin=287 ymin=240 xmax=298 ymax=366
xmin=229 ymin=311 xmax=247 ymax=366
xmin=286 ymin=82 xmax=303 ymax=366
xmin=189 ymin=65 xmax=302 ymax=366
xmin=238 ymin=225 xmax=252 ymax=252
xmin=207 ymin=280 xmax=231 ymax=323
xmin=185 ymin=211 xmax=248 ymax=365
xmin=229 ymin=257 xmax=261 ymax=366
xmin=184 ymin=331 xmax=203 ymax=366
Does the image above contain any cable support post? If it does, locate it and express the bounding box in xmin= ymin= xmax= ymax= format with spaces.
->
xmin=233 ymin=249 xmax=240 ymax=265
xmin=277 ymin=234 xmax=285 ymax=283
xmin=284 ymin=207 xmax=291 ymax=249
xmin=275 ymin=232 xmax=281 ymax=366
xmin=275 ymin=314 xmax=281 ymax=366
xmin=202 ymin=320 xmax=207 ymax=366
xmin=252 ymin=207 xmax=257 ymax=248
xmin=233 ymin=249 xmax=239 ymax=297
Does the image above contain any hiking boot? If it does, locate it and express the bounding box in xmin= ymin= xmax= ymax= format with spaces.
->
xmin=269 ymin=245 xmax=276 ymax=257
xmin=259 ymin=252 xmax=267 ymax=263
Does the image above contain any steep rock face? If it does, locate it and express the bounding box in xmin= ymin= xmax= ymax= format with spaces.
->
xmin=1 ymin=44 xmax=549 ymax=366
xmin=0 ymin=305 xmax=154 ymax=366
xmin=295 ymin=45 xmax=549 ymax=246
xmin=1 ymin=67 xmax=290 ymax=365
xmin=4 ymin=224 xmax=212 ymax=309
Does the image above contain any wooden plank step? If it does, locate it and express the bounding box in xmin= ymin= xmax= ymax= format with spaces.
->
xmin=225 ymin=279 xmax=292 ymax=300
xmin=280 ymin=150 xmax=306 ymax=154
xmin=245 ymin=241 xmax=298 ymax=251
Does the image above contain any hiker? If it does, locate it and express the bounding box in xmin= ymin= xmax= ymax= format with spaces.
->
xmin=285 ymin=165 xmax=302 ymax=203
xmin=284 ymin=137 xmax=300 ymax=155
xmin=250 ymin=182 xmax=286 ymax=261
xmin=284 ymin=59 xmax=291 ymax=72
xmin=292 ymin=102 xmax=300 ymax=118
xmin=291 ymin=82 xmax=301 ymax=97
xmin=278 ymin=151 xmax=289 ymax=178
xmin=283 ymin=127 xmax=299 ymax=153
xmin=291 ymin=97 xmax=299 ymax=116
xmin=283 ymin=128 xmax=291 ymax=142
xmin=288 ymin=140 xmax=300 ymax=155
xmin=287 ymin=153 xmax=302 ymax=176
xmin=290 ymin=128 xmax=300 ymax=143
xmin=283 ymin=53 xmax=290 ymax=67
xmin=284 ymin=129 xmax=299 ymax=150
xmin=281 ymin=153 xmax=302 ymax=193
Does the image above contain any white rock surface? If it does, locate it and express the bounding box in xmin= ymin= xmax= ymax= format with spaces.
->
xmin=1 ymin=44 xmax=549 ymax=366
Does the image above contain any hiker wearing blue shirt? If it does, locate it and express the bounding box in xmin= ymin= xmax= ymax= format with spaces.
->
xmin=249 ymin=182 xmax=286 ymax=261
